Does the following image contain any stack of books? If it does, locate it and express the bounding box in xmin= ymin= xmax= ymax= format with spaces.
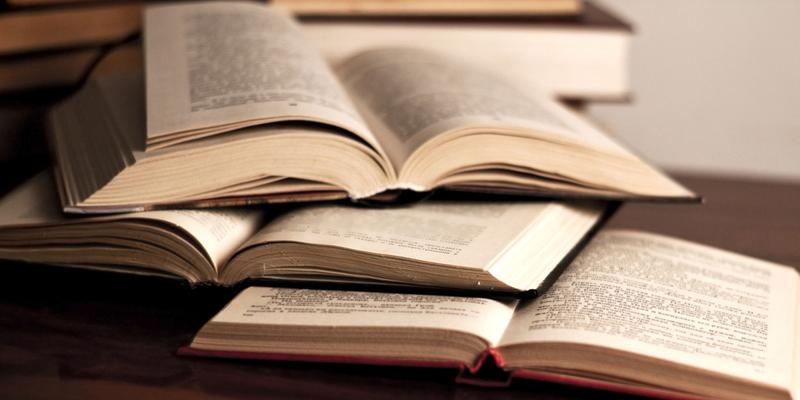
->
xmin=0 ymin=0 xmax=627 ymax=99
xmin=0 ymin=2 xmax=798 ymax=400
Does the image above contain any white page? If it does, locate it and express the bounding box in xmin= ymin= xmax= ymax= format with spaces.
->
xmin=243 ymin=200 xmax=554 ymax=270
xmin=145 ymin=2 xmax=380 ymax=151
xmin=500 ymin=230 xmax=798 ymax=390
xmin=214 ymin=286 xmax=518 ymax=346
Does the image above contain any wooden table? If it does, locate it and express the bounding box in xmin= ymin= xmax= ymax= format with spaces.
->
xmin=0 ymin=171 xmax=798 ymax=400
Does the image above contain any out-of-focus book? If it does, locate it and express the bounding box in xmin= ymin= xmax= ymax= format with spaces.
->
xmin=0 ymin=1 xmax=628 ymax=102
xmin=7 ymin=0 xmax=583 ymax=16
xmin=0 ymin=2 xmax=141 ymax=56
xmin=301 ymin=1 xmax=633 ymax=102
xmin=272 ymin=0 xmax=583 ymax=16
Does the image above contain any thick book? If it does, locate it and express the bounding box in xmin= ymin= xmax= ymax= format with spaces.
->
xmin=182 ymin=230 xmax=800 ymax=400
xmin=1 ymin=1 xmax=617 ymax=100
xmin=0 ymin=42 xmax=141 ymax=94
xmin=0 ymin=2 xmax=142 ymax=56
xmin=0 ymin=172 xmax=611 ymax=293
xmin=0 ymin=48 xmax=100 ymax=93
xmin=50 ymin=1 xmax=694 ymax=214
xmin=300 ymin=0 xmax=632 ymax=101
xmin=272 ymin=0 xmax=583 ymax=16
xmin=6 ymin=0 xmax=581 ymax=16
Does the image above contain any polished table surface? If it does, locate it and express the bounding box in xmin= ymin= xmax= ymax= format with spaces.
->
xmin=0 ymin=171 xmax=798 ymax=400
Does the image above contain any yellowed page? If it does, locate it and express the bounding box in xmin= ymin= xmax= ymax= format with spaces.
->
xmin=144 ymin=2 xmax=381 ymax=152
xmin=0 ymin=172 xmax=264 ymax=270
xmin=212 ymin=286 xmax=517 ymax=346
xmin=336 ymin=47 xmax=628 ymax=170
xmin=500 ymin=230 xmax=798 ymax=390
xmin=242 ymin=200 xmax=555 ymax=271
xmin=134 ymin=209 xmax=264 ymax=268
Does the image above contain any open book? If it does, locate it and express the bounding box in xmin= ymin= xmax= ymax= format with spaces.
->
xmin=183 ymin=230 xmax=800 ymax=400
xmin=49 ymin=1 xmax=695 ymax=214
xmin=0 ymin=172 xmax=609 ymax=293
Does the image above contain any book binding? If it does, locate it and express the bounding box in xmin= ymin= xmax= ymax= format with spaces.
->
xmin=177 ymin=347 xmax=709 ymax=399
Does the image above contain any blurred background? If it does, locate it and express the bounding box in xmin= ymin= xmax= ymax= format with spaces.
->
xmin=590 ymin=0 xmax=800 ymax=181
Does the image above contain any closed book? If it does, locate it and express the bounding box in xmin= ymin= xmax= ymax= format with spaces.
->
xmin=300 ymin=1 xmax=633 ymax=101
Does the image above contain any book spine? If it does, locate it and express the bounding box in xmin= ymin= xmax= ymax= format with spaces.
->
xmin=454 ymin=348 xmax=512 ymax=387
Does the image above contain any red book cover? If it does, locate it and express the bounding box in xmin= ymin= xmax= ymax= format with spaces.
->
xmin=178 ymin=346 xmax=709 ymax=399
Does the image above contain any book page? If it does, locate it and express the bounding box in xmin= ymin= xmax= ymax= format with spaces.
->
xmin=0 ymin=172 xmax=264 ymax=271
xmin=336 ymin=48 xmax=627 ymax=169
xmin=213 ymin=286 xmax=518 ymax=346
xmin=134 ymin=208 xmax=265 ymax=269
xmin=499 ymin=230 xmax=798 ymax=389
xmin=241 ymin=200 xmax=555 ymax=270
xmin=145 ymin=2 xmax=381 ymax=151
